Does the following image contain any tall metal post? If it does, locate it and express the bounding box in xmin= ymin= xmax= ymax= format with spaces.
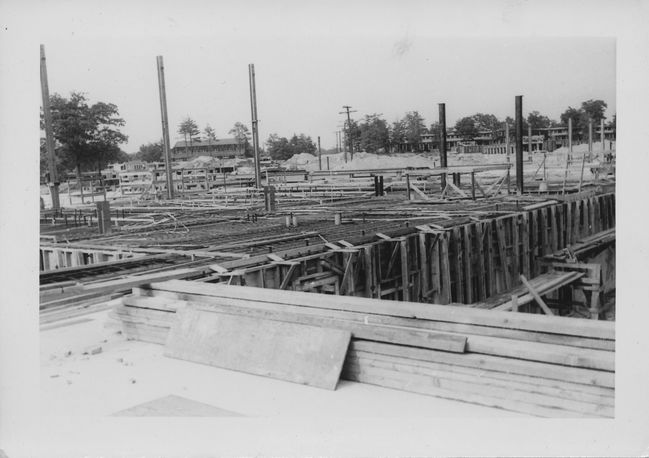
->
xmin=317 ymin=136 xmax=322 ymax=171
xmin=588 ymin=119 xmax=593 ymax=161
xmin=600 ymin=118 xmax=605 ymax=152
xmin=438 ymin=103 xmax=447 ymax=190
xmin=505 ymin=121 xmax=510 ymax=157
xmin=515 ymin=95 xmax=524 ymax=194
xmin=156 ymin=56 xmax=174 ymax=199
xmin=249 ymin=64 xmax=261 ymax=188
xmin=40 ymin=44 xmax=61 ymax=210
xmin=568 ymin=117 xmax=573 ymax=159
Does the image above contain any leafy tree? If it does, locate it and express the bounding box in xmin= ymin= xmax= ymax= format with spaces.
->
xmin=229 ymin=122 xmax=252 ymax=157
xmin=265 ymin=133 xmax=316 ymax=160
xmin=178 ymin=117 xmax=200 ymax=155
xmin=581 ymin=99 xmax=608 ymax=124
xmin=358 ymin=114 xmax=390 ymax=154
xmin=454 ymin=116 xmax=479 ymax=140
xmin=135 ymin=141 xmax=163 ymax=162
xmin=402 ymin=111 xmax=427 ymax=150
xmin=204 ymin=124 xmax=217 ymax=141
xmin=389 ymin=119 xmax=406 ymax=152
xmin=471 ymin=113 xmax=501 ymax=132
xmin=42 ymin=92 xmax=128 ymax=180
xmin=527 ymin=111 xmax=552 ymax=130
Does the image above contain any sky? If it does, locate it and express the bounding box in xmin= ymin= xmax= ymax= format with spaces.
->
xmin=42 ymin=32 xmax=615 ymax=153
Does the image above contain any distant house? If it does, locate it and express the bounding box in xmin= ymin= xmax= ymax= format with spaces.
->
xmin=172 ymin=138 xmax=244 ymax=160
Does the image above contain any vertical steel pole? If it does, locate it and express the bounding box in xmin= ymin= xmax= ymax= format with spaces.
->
xmin=40 ymin=44 xmax=61 ymax=210
xmin=249 ymin=64 xmax=261 ymax=188
xmin=438 ymin=103 xmax=447 ymax=190
xmin=588 ymin=119 xmax=593 ymax=161
xmin=568 ymin=117 xmax=573 ymax=159
xmin=318 ymin=136 xmax=322 ymax=171
xmin=156 ymin=56 xmax=174 ymax=199
xmin=515 ymin=95 xmax=524 ymax=194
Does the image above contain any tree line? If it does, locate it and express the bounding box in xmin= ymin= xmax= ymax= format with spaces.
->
xmin=41 ymin=91 xmax=614 ymax=181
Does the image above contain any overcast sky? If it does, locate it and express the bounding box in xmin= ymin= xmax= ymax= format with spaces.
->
xmin=43 ymin=33 xmax=615 ymax=153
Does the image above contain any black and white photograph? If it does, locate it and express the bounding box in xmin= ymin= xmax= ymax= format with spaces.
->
xmin=1 ymin=1 xmax=648 ymax=456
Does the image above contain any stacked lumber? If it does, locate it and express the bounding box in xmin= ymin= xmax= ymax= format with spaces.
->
xmin=113 ymin=279 xmax=615 ymax=418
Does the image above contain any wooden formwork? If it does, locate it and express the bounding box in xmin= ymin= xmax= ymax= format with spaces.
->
xmin=203 ymin=192 xmax=615 ymax=309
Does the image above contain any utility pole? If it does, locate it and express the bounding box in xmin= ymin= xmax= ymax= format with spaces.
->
xmin=40 ymin=44 xmax=61 ymax=210
xmin=248 ymin=64 xmax=261 ymax=188
xmin=438 ymin=103 xmax=448 ymax=190
xmin=340 ymin=106 xmax=357 ymax=161
xmin=515 ymin=95 xmax=524 ymax=195
xmin=156 ymin=56 xmax=174 ymax=199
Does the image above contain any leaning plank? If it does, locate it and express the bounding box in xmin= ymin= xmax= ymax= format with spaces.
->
xmin=164 ymin=305 xmax=351 ymax=390
xmin=146 ymin=280 xmax=615 ymax=340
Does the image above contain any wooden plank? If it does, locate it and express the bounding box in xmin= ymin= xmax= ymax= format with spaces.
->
xmin=453 ymin=227 xmax=464 ymax=303
xmin=351 ymin=340 xmax=614 ymax=388
xmin=430 ymin=234 xmax=442 ymax=303
xmin=133 ymin=287 xmax=614 ymax=351
xmin=540 ymin=207 xmax=548 ymax=257
xmin=164 ymin=305 xmax=351 ymax=390
xmin=529 ymin=210 xmax=538 ymax=278
xmin=511 ymin=216 xmax=520 ymax=279
xmin=348 ymin=351 xmax=615 ymax=407
xmin=557 ymin=203 xmax=565 ymax=249
xmin=486 ymin=221 xmax=495 ymax=296
xmin=550 ymin=205 xmax=558 ymax=253
xmin=475 ymin=222 xmax=486 ymax=301
xmin=399 ymin=238 xmax=410 ymax=302
xmin=146 ymin=280 xmax=616 ymax=340
xmin=345 ymin=357 xmax=613 ymax=417
xmin=463 ymin=225 xmax=474 ymax=303
xmin=279 ymin=263 xmax=298 ymax=290
xmin=439 ymin=233 xmax=452 ymax=304
xmin=418 ymin=233 xmax=429 ymax=303
xmin=520 ymin=274 xmax=554 ymax=316
xmin=496 ymin=219 xmax=510 ymax=291
xmin=521 ymin=212 xmax=530 ymax=278
xmin=348 ymin=348 xmax=614 ymax=400
xmin=363 ymin=245 xmax=375 ymax=298
xmin=163 ymin=299 xmax=468 ymax=353
xmin=343 ymin=364 xmax=610 ymax=418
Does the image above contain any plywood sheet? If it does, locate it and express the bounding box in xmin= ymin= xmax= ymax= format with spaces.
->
xmin=164 ymin=305 xmax=351 ymax=390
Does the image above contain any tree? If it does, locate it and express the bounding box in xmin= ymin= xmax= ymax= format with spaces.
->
xmin=471 ymin=113 xmax=501 ymax=132
xmin=527 ymin=111 xmax=551 ymax=130
xmin=581 ymin=99 xmax=608 ymax=124
xmin=178 ymin=117 xmax=200 ymax=156
xmin=204 ymin=124 xmax=217 ymax=141
xmin=43 ymin=92 xmax=128 ymax=180
xmin=402 ymin=111 xmax=427 ymax=150
xmin=135 ymin=141 xmax=163 ymax=162
xmin=265 ymin=133 xmax=316 ymax=161
xmin=389 ymin=119 xmax=406 ymax=152
xmin=454 ymin=116 xmax=479 ymax=140
xmin=358 ymin=113 xmax=390 ymax=154
xmin=229 ymin=122 xmax=252 ymax=157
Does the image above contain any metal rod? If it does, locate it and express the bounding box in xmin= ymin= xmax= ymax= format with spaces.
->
xmin=318 ymin=136 xmax=322 ymax=171
xmin=249 ymin=64 xmax=261 ymax=188
xmin=156 ymin=56 xmax=174 ymax=199
xmin=40 ymin=44 xmax=60 ymax=210
xmin=438 ymin=103 xmax=447 ymax=190
xmin=515 ymin=95 xmax=524 ymax=194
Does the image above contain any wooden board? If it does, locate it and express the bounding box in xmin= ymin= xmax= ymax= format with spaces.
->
xmin=164 ymin=305 xmax=351 ymax=390
xmin=147 ymin=280 xmax=615 ymax=340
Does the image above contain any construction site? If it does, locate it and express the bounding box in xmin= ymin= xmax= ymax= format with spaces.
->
xmin=39 ymin=50 xmax=616 ymax=420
